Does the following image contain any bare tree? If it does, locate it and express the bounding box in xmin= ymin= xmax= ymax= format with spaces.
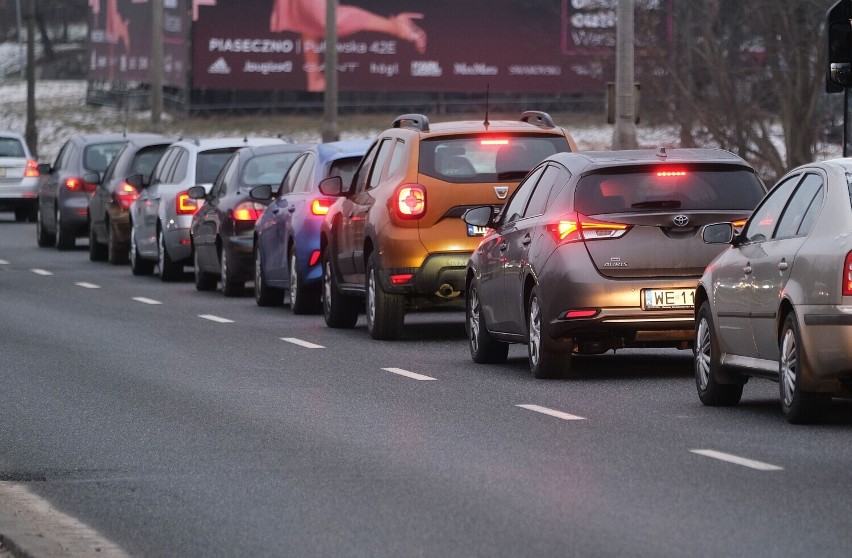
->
xmin=667 ymin=0 xmax=830 ymax=181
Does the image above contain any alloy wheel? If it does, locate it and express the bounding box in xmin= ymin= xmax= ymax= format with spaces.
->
xmin=696 ymin=316 xmax=711 ymax=391
xmin=289 ymin=252 xmax=299 ymax=308
xmin=468 ymin=285 xmax=481 ymax=354
xmin=529 ymin=295 xmax=542 ymax=367
xmin=780 ymin=327 xmax=797 ymax=408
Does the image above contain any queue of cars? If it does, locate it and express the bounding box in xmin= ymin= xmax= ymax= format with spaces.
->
xmin=11 ymin=111 xmax=852 ymax=424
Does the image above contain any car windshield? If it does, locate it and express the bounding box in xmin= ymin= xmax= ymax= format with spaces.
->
xmin=196 ymin=148 xmax=241 ymax=184
xmin=241 ymin=152 xmax=300 ymax=186
xmin=418 ymin=134 xmax=569 ymax=183
xmin=575 ymin=165 xmax=765 ymax=214
xmin=83 ymin=142 xmax=125 ymax=172
xmin=0 ymin=137 xmax=26 ymax=158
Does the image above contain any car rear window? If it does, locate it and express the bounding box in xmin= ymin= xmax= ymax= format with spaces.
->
xmin=84 ymin=142 xmax=125 ymax=172
xmin=0 ymin=137 xmax=26 ymax=158
xmin=575 ymin=165 xmax=765 ymax=214
xmin=196 ymin=148 xmax=241 ymax=184
xmin=241 ymin=152 xmax=300 ymax=186
xmin=328 ymin=156 xmax=362 ymax=187
xmin=129 ymin=145 xmax=168 ymax=177
xmin=418 ymin=134 xmax=569 ymax=183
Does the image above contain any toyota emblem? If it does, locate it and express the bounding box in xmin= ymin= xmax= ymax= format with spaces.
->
xmin=494 ymin=186 xmax=509 ymax=200
xmin=673 ymin=215 xmax=689 ymax=227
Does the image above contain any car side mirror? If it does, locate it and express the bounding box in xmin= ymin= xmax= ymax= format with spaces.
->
xmin=319 ymin=176 xmax=344 ymax=196
xmin=462 ymin=206 xmax=495 ymax=227
xmin=187 ymin=185 xmax=207 ymax=200
xmin=126 ymin=174 xmax=145 ymax=188
xmin=250 ymin=184 xmax=273 ymax=201
xmin=37 ymin=163 xmax=51 ymax=175
xmin=702 ymin=222 xmax=734 ymax=244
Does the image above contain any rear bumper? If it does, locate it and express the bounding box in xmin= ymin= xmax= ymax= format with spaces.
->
xmin=798 ymin=305 xmax=852 ymax=392
xmin=381 ymin=252 xmax=470 ymax=300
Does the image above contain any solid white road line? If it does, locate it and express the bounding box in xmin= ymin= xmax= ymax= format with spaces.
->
xmin=132 ymin=297 xmax=162 ymax=305
xmin=381 ymin=367 xmax=437 ymax=381
xmin=199 ymin=314 xmax=234 ymax=324
xmin=30 ymin=268 xmax=53 ymax=276
xmin=281 ymin=337 xmax=325 ymax=349
xmin=0 ymin=259 xmax=8 ymax=264
xmin=0 ymin=481 xmax=131 ymax=557
xmin=690 ymin=449 xmax=783 ymax=471
xmin=516 ymin=404 xmax=586 ymax=421
xmin=75 ymin=282 xmax=100 ymax=289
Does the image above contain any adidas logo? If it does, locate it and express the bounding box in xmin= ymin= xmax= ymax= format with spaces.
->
xmin=208 ymin=57 xmax=231 ymax=75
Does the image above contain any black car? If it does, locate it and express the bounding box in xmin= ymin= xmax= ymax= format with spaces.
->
xmin=189 ymin=143 xmax=309 ymax=296
xmin=88 ymin=136 xmax=170 ymax=264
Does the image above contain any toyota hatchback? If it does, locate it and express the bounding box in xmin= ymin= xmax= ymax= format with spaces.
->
xmin=464 ymin=148 xmax=766 ymax=378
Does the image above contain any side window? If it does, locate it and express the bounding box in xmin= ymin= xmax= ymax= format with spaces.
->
xmin=101 ymin=148 xmax=124 ymax=185
xmin=351 ymin=142 xmax=380 ymax=194
xmin=294 ymin=153 xmax=316 ymax=194
xmin=152 ymin=148 xmax=177 ymax=183
xmin=278 ymin=155 xmax=306 ymax=196
xmin=54 ymin=141 xmax=72 ymax=169
xmin=775 ymin=174 xmax=824 ymax=239
xmin=386 ymin=140 xmax=406 ymax=181
xmin=368 ymin=139 xmax=394 ymax=189
xmin=211 ymin=157 xmax=236 ymax=198
xmin=169 ymin=149 xmax=189 ymax=184
xmin=524 ymin=164 xmax=568 ymax=218
xmin=502 ymin=165 xmax=546 ymax=225
xmin=742 ymin=175 xmax=800 ymax=243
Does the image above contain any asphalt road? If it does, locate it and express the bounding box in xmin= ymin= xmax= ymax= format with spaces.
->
xmin=1 ymin=215 xmax=852 ymax=557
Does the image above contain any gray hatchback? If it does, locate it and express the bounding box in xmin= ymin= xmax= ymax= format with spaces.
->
xmin=464 ymin=148 xmax=766 ymax=378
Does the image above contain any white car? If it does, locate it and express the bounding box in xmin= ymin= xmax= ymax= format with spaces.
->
xmin=0 ymin=132 xmax=41 ymax=222
xmin=128 ymin=137 xmax=285 ymax=281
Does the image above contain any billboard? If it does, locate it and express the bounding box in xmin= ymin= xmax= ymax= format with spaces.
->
xmin=88 ymin=0 xmax=187 ymax=88
xmin=192 ymin=0 xmax=670 ymax=94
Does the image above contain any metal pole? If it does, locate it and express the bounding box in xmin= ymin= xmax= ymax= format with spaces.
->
xmin=322 ymin=0 xmax=340 ymax=142
xmin=15 ymin=0 xmax=24 ymax=79
xmin=25 ymin=0 xmax=37 ymax=158
xmin=151 ymin=0 xmax=164 ymax=130
xmin=612 ymin=0 xmax=637 ymax=150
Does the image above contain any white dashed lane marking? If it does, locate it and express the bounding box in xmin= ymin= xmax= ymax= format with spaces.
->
xmin=281 ymin=338 xmax=325 ymax=349
xmin=199 ymin=314 xmax=234 ymax=324
xmin=381 ymin=367 xmax=437 ymax=381
xmin=75 ymin=282 xmax=100 ymax=289
xmin=30 ymin=269 xmax=53 ymax=276
xmin=0 ymin=259 xmax=8 ymax=264
xmin=690 ymin=449 xmax=783 ymax=471
xmin=132 ymin=297 xmax=162 ymax=305
xmin=516 ymin=404 xmax=586 ymax=421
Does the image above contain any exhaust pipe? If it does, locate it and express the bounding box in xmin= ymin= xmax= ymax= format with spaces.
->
xmin=436 ymin=283 xmax=461 ymax=299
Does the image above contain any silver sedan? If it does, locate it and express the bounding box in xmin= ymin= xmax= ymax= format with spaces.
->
xmin=695 ymin=158 xmax=852 ymax=423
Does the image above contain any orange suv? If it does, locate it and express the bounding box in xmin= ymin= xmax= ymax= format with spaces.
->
xmin=318 ymin=111 xmax=578 ymax=339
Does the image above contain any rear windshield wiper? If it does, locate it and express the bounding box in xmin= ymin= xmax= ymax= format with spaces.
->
xmin=631 ymin=199 xmax=682 ymax=209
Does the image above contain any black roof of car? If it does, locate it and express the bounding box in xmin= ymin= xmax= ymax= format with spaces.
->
xmin=550 ymin=148 xmax=755 ymax=175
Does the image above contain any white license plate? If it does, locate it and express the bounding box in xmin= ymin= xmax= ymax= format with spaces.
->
xmin=0 ymin=168 xmax=6 ymax=178
xmin=467 ymin=224 xmax=488 ymax=237
xmin=643 ymin=288 xmax=695 ymax=309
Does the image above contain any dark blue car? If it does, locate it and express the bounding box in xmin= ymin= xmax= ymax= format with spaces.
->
xmin=252 ymin=140 xmax=370 ymax=313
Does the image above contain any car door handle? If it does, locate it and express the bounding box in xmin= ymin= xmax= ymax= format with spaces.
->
xmin=522 ymin=234 xmax=532 ymax=246
xmin=272 ymin=208 xmax=280 ymax=215
xmin=498 ymin=242 xmax=507 ymax=251
xmin=743 ymin=265 xmax=752 ymax=275
xmin=778 ymin=260 xmax=788 ymax=271
xmin=287 ymin=206 xmax=296 ymax=213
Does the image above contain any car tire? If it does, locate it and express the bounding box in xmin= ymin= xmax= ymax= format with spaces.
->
xmin=194 ymin=247 xmax=217 ymax=291
xmin=254 ymin=245 xmax=284 ymax=307
xmin=89 ymin=221 xmax=107 ymax=262
xmin=466 ymin=278 xmax=509 ymax=364
xmin=528 ymin=286 xmax=572 ymax=379
xmin=289 ymin=249 xmax=319 ymax=315
xmin=158 ymin=227 xmax=182 ymax=282
xmin=107 ymin=222 xmax=128 ymax=265
xmin=36 ymin=205 xmax=55 ymax=247
xmin=694 ymin=301 xmax=743 ymax=406
xmin=130 ymin=224 xmax=154 ymax=276
xmin=779 ymin=312 xmax=830 ymax=424
xmin=322 ymin=249 xmax=359 ymax=329
xmin=220 ymin=245 xmax=243 ymax=297
xmin=366 ymin=252 xmax=405 ymax=340
xmin=55 ymin=206 xmax=75 ymax=250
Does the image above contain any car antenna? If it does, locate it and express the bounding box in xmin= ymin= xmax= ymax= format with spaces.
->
xmin=484 ymin=83 xmax=490 ymax=130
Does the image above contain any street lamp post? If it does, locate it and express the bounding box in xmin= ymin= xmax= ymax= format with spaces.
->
xmin=322 ymin=0 xmax=340 ymax=142
xmin=612 ymin=0 xmax=637 ymax=150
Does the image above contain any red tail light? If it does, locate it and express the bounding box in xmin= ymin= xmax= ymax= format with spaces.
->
xmin=232 ymin=201 xmax=265 ymax=222
xmin=309 ymin=250 xmax=321 ymax=267
xmin=24 ymin=160 xmax=39 ymax=177
xmin=395 ymin=184 xmax=426 ymax=219
xmin=656 ymin=170 xmax=687 ymax=177
xmin=65 ymin=177 xmax=97 ymax=193
xmin=481 ymin=139 xmax=509 ymax=146
xmin=176 ymin=191 xmax=200 ymax=215
xmin=114 ymin=182 xmax=139 ymax=210
xmin=546 ymin=212 xmax=630 ymax=244
xmin=843 ymin=251 xmax=852 ymax=296
xmin=311 ymin=198 xmax=332 ymax=216
xmin=560 ymin=309 xmax=600 ymax=319
xmin=390 ymin=273 xmax=413 ymax=285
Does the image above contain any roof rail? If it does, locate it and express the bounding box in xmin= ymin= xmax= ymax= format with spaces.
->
xmin=392 ymin=113 xmax=430 ymax=132
xmin=177 ymin=135 xmax=201 ymax=146
xmin=519 ymin=111 xmax=555 ymax=129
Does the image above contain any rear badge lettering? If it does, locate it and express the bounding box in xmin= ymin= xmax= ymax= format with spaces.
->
xmin=603 ymin=257 xmax=628 ymax=267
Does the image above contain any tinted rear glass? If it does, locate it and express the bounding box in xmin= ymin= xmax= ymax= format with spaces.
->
xmin=84 ymin=142 xmax=125 ymax=172
xmin=0 ymin=137 xmax=26 ymax=158
xmin=419 ymin=134 xmax=569 ymax=183
xmin=196 ymin=148 xmax=241 ymax=184
xmin=241 ymin=152 xmax=300 ymax=186
xmin=575 ymin=166 xmax=765 ymax=214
